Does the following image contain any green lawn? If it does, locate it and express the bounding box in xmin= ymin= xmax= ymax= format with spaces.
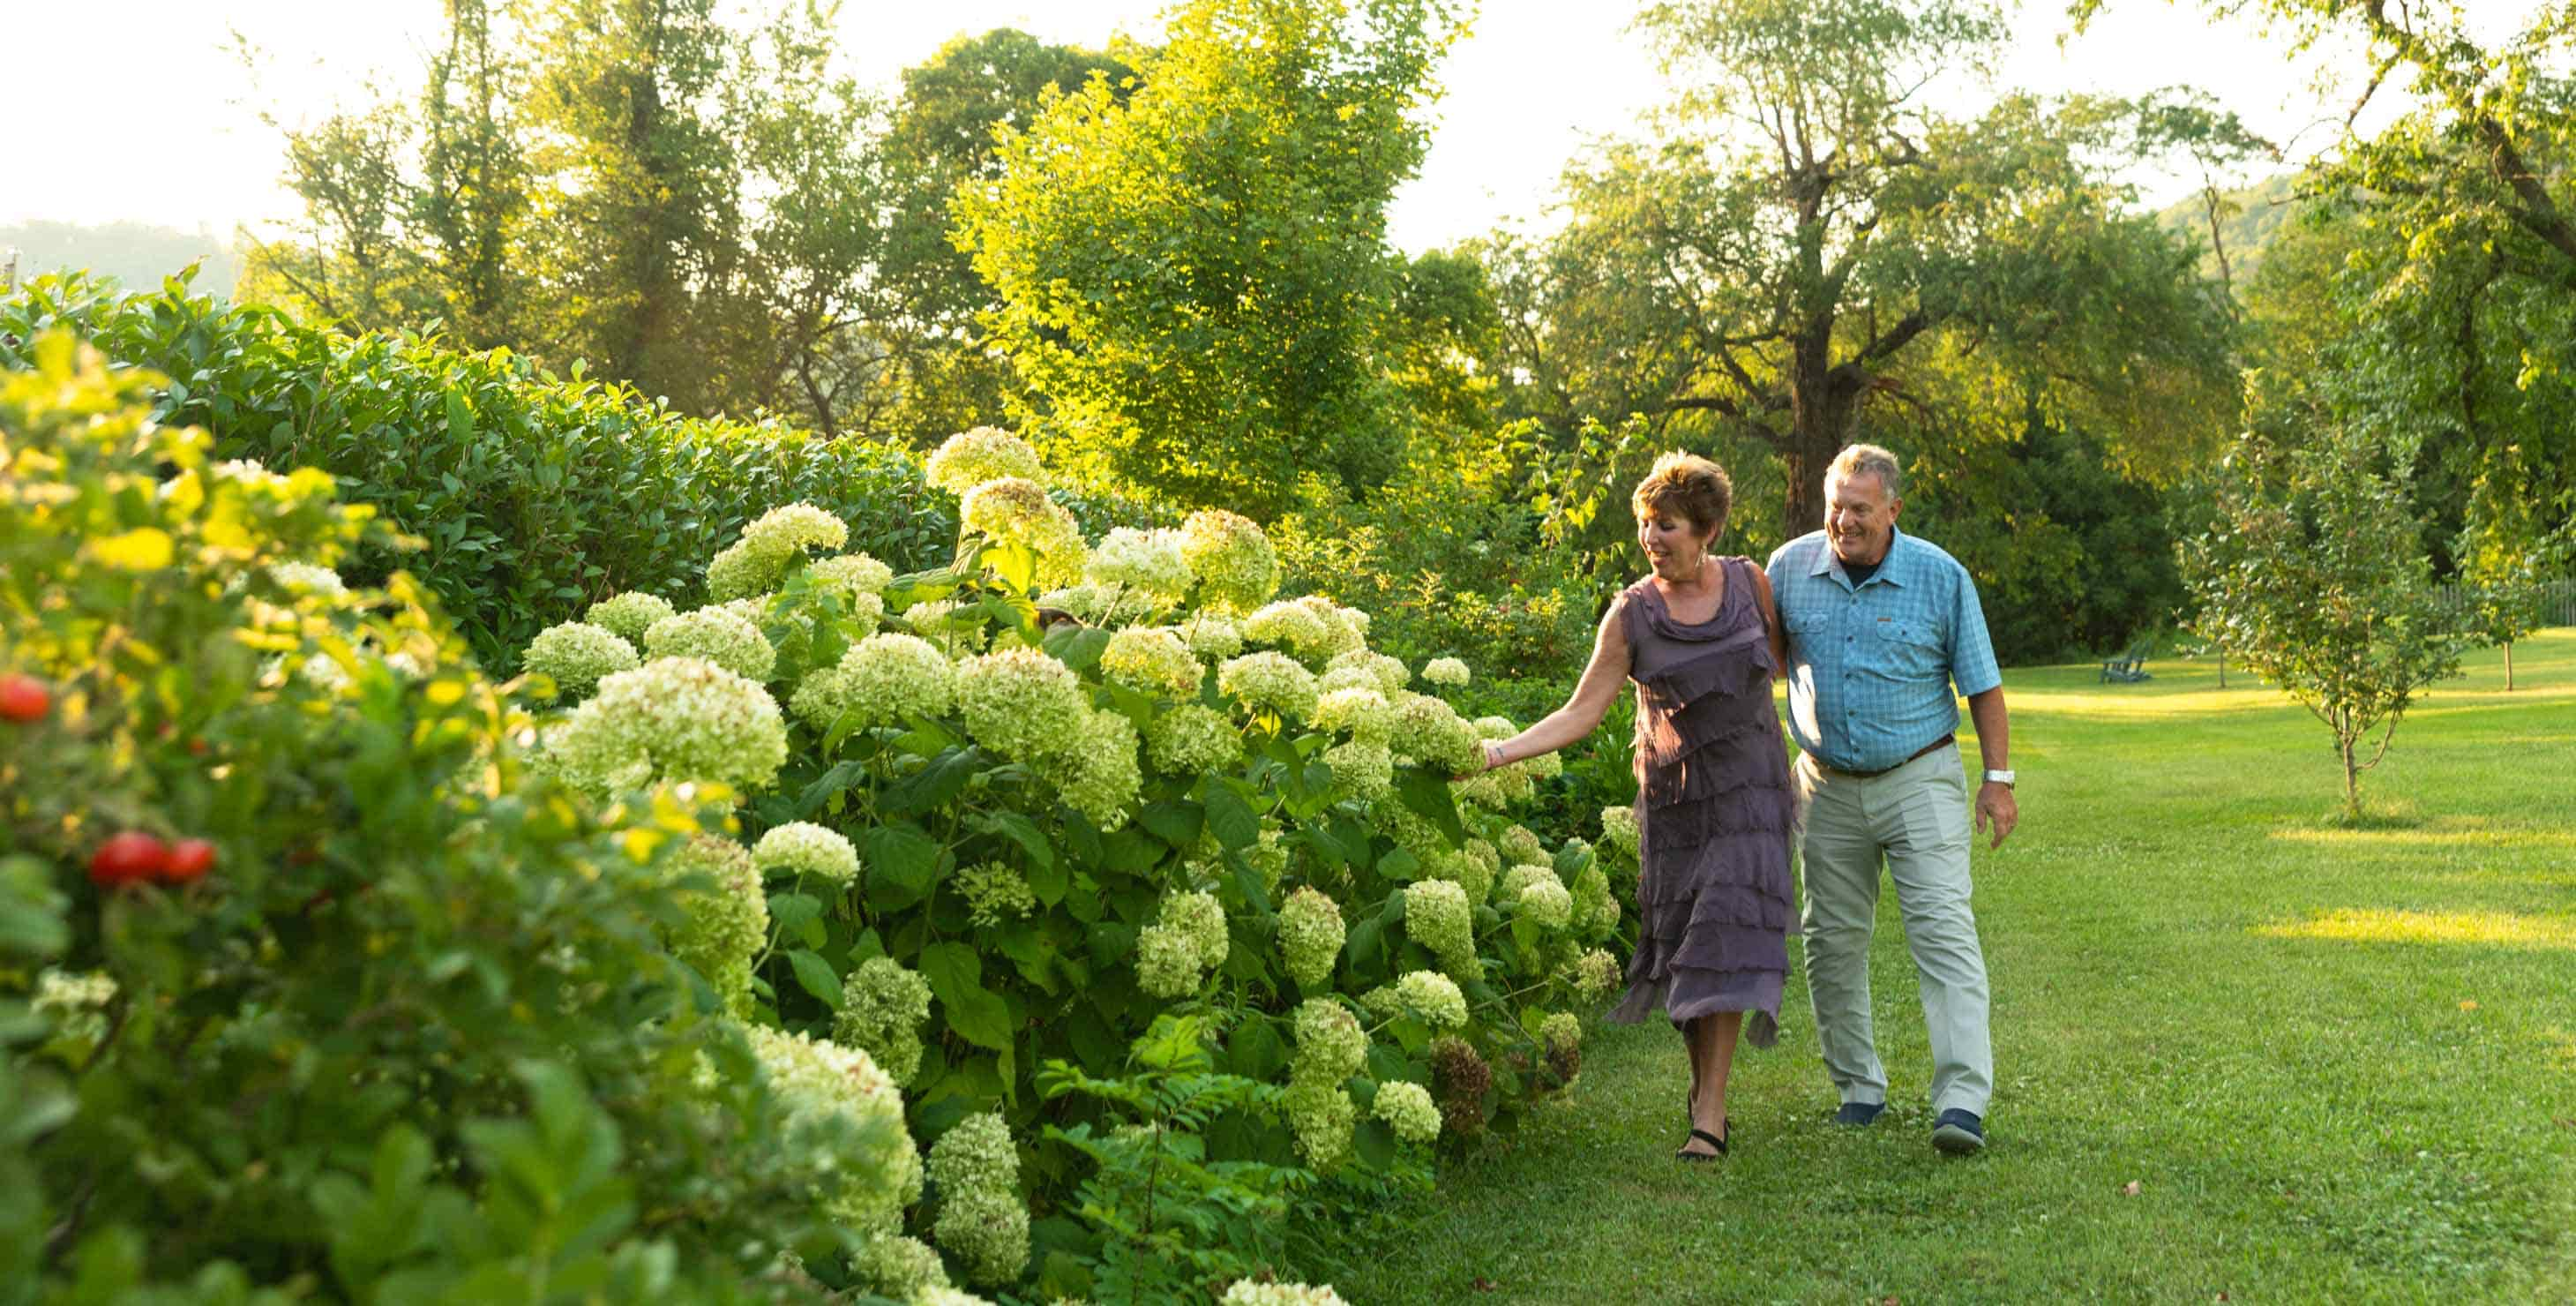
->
xmin=1326 ymin=630 xmax=2576 ymax=1302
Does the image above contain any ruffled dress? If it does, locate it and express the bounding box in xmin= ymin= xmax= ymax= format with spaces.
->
xmin=1605 ymin=558 xmax=1796 ymax=1047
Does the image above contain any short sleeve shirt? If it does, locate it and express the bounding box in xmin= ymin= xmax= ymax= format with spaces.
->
xmin=1764 ymin=528 xmax=2003 ymax=772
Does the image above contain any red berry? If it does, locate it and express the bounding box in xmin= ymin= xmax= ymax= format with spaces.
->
xmin=0 ymin=674 xmax=49 ymax=724
xmin=164 ymin=838 xmax=218 ymax=883
xmin=88 ymin=832 xmax=171 ymax=888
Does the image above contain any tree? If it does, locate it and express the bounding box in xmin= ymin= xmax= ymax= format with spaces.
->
xmin=2182 ymin=413 xmax=2469 ymax=816
xmin=956 ymin=0 xmax=1463 ymax=519
xmin=2086 ymin=0 xmax=2576 ymax=631
xmin=241 ymin=0 xmax=895 ymax=429
xmin=1492 ymin=0 xmax=2240 ymax=540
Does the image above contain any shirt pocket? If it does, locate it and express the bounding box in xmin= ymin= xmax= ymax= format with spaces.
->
xmin=1871 ymin=618 xmax=1945 ymax=678
xmin=1789 ymin=609 xmax=1832 ymax=636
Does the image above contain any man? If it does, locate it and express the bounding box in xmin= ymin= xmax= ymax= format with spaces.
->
xmin=1764 ymin=444 xmax=2018 ymax=1155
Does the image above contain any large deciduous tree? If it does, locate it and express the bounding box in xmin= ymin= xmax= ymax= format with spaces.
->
xmin=1501 ymin=0 xmax=2238 ymax=539
xmin=956 ymin=0 xmax=1462 ymax=519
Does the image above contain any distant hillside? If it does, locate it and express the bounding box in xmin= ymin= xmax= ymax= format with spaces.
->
xmin=2155 ymin=171 xmax=2303 ymax=289
xmin=1 ymin=220 xmax=240 ymax=297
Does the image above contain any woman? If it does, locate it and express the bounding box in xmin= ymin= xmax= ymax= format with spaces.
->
xmin=1480 ymin=451 xmax=1794 ymax=1160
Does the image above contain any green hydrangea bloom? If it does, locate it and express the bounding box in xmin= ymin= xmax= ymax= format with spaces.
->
xmin=1058 ymin=709 xmax=1143 ymax=831
xmin=1135 ymin=923 xmax=1202 ymax=998
xmin=1162 ymin=889 xmax=1230 ymax=971
xmin=934 ymin=1185 xmax=1030 ymax=1288
xmin=792 ymin=631 xmax=959 ymax=733
xmin=1323 ymin=738 xmax=1394 ymax=801
xmin=1323 ymin=649 xmax=1407 ymax=696
xmin=34 ymin=968 xmax=116 ymax=1055
xmin=1372 ymin=1080 xmax=1442 ymax=1145
xmin=1497 ymin=825 xmax=1548 ymax=868
xmin=741 ymin=503 xmax=849 ymax=559
xmin=1509 ymin=866 xmax=1574 ymax=930
xmin=1277 ymin=887 xmax=1345 ymax=990
xmin=1292 ymin=595 xmax=1368 ymax=659
xmin=925 ymin=425 xmax=1044 ymax=495
xmin=1599 ymin=805 xmax=1640 ymax=859
xmin=1178 ymin=508 xmax=1278 ymax=612
xmin=266 ymin=561 xmax=348 ymax=597
xmin=587 ymin=590 xmax=678 ymax=645
xmin=1240 ymin=600 xmax=1332 ymax=660
xmin=1221 ymin=1281 xmax=1350 ymax=1306
xmin=810 ymin=551 xmax=895 ymax=601
xmin=1240 ymin=825 xmax=1289 ymax=892
xmin=744 ymin=1024 xmax=921 ymax=1237
xmin=904 ymin=598 xmax=989 ymax=656
xmin=523 ymin=620 xmax=639 ymax=697
xmin=1146 ymin=702 xmax=1241 ymax=777
xmin=961 ymin=477 xmax=1084 ymax=563
xmin=929 ymin=1112 xmax=1020 ymax=1196
xmin=955 ymin=861 xmax=1037 ymax=927
xmin=1420 ymin=657 xmax=1471 ymax=687
xmin=1085 ymin=526 xmax=1194 ymax=604
xmin=1312 ymin=686 xmax=1393 ymax=739
xmin=666 ymin=837 xmax=768 ymax=1016
xmin=705 ymin=539 xmax=784 ymax=603
xmin=1178 ymin=610 xmax=1245 ymax=659
xmin=1402 ymin=878 xmax=1478 ymax=976
xmin=753 ymin=822 xmax=861 ymax=885
xmin=1540 ymin=1011 xmax=1583 ymax=1055
xmin=1388 ymin=692 xmax=1486 ymax=774
xmin=956 ymin=647 xmax=1088 ymax=763
xmin=1393 ymin=970 xmax=1469 ymax=1029
xmin=546 ymin=657 xmax=788 ymax=796
xmin=1283 ymin=1078 xmax=1354 ymax=1169
xmin=644 ymin=608 xmax=777 ymax=682
xmin=1101 ymin=627 xmax=1203 ymax=698
xmin=852 ymin=1235 xmax=949 ymax=1299
xmin=835 ymin=957 xmax=933 ymax=1086
xmin=1217 ymin=650 xmax=1319 ymax=723
xmin=1292 ymin=998 xmax=1368 ymax=1085
xmin=1567 ymin=948 xmax=1622 ymax=1002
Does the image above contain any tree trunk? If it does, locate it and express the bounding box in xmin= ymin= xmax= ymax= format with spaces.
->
xmin=2340 ymin=733 xmax=2360 ymax=817
xmin=1781 ymin=349 xmax=1868 ymax=539
xmin=2505 ymin=640 xmax=2514 ymax=691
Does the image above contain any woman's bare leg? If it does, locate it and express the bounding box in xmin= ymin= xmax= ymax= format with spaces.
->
xmin=1681 ymin=1011 xmax=1741 ymax=1157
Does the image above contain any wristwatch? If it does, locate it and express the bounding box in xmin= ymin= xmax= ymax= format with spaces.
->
xmin=1981 ymin=769 xmax=2015 ymax=787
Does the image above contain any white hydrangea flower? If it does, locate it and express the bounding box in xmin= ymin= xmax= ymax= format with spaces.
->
xmin=740 ymin=503 xmax=849 ymax=559
xmin=588 ymin=590 xmax=678 ymax=645
xmin=1084 ymin=526 xmax=1194 ymax=604
xmin=1217 ymin=651 xmax=1319 ymax=723
xmin=956 ymin=647 xmax=1088 ymax=764
xmin=1220 ymin=1280 xmax=1350 ymax=1306
xmin=753 ymin=822 xmax=860 ymax=885
xmin=1372 ymin=1080 xmax=1442 ymax=1144
xmin=267 ymin=561 xmax=347 ymax=597
xmin=543 ymin=657 xmax=788 ymax=796
xmin=1100 ymin=627 xmax=1203 ymax=698
xmin=1420 ymin=657 xmax=1471 ymax=687
xmin=744 ymin=1025 xmax=922 ymax=1238
xmin=644 ymin=607 xmax=776 ymax=682
xmin=523 ymin=620 xmax=639 ymax=697
xmin=1178 ymin=508 xmax=1278 ymax=612
xmin=1392 ymin=971 xmax=1469 ymax=1029
xmin=1177 ymin=611 xmax=1245 ymax=659
xmin=925 ymin=425 xmax=1045 ymax=496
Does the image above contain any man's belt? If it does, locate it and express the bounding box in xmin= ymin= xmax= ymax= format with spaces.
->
xmin=1816 ymin=734 xmax=1955 ymax=780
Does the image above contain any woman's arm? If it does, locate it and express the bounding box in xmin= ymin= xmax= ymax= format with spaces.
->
xmin=1483 ymin=597 xmax=1631 ymax=770
xmin=1750 ymin=564 xmax=1785 ymax=672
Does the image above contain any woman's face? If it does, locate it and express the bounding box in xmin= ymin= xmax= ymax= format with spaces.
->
xmin=1636 ymin=508 xmax=1716 ymax=580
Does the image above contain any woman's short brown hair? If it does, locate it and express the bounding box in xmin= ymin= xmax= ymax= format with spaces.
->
xmin=1631 ymin=450 xmax=1734 ymax=537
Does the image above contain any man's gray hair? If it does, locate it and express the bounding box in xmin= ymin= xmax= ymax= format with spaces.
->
xmin=1826 ymin=443 xmax=1903 ymax=499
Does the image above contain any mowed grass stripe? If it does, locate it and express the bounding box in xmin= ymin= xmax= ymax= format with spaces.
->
xmin=1324 ymin=630 xmax=2576 ymax=1303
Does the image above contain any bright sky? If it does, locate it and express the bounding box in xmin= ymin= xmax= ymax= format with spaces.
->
xmin=3 ymin=1 xmax=2536 ymax=252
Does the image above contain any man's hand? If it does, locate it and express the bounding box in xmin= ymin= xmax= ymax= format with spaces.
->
xmin=1974 ymin=781 xmax=2018 ymax=850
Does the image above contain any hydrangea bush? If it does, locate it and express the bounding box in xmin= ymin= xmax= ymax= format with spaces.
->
xmin=505 ymin=425 xmax=1621 ymax=1300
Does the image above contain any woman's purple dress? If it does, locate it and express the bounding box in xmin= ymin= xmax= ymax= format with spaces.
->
xmin=1605 ymin=557 xmax=1796 ymax=1047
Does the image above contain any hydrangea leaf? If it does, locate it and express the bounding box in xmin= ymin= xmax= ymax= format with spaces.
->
xmin=920 ymin=942 xmax=1015 ymax=1054
xmin=884 ymin=746 xmax=985 ymax=815
xmin=1226 ymin=1017 xmax=1287 ymax=1081
xmin=787 ymin=949 xmax=843 ymax=1010
xmin=1352 ymin=1115 xmax=1398 ymax=1172
xmin=1396 ymin=766 xmax=1466 ymax=845
xmin=865 ymin=825 xmax=943 ymax=912
xmin=1137 ymin=799 xmax=1204 ymax=849
xmin=1041 ymin=624 xmax=1113 ymax=674
xmin=1201 ymin=783 xmax=1260 ymax=851
xmin=768 ymin=892 xmax=826 ymax=949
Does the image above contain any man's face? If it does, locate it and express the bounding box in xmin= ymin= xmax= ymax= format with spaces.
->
xmin=1824 ymin=470 xmax=1900 ymax=566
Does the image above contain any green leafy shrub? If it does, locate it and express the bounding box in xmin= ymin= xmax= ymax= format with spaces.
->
xmin=0 ymin=334 xmax=922 ymax=1299
xmin=512 ymin=429 xmax=1626 ymax=1299
xmin=0 ymin=272 xmax=949 ymax=673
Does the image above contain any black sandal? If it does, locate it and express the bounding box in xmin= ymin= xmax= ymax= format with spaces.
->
xmin=1676 ymin=1118 xmax=1729 ymax=1162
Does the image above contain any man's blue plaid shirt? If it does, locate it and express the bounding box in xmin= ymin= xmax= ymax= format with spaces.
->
xmin=1764 ymin=528 xmax=2002 ymax=773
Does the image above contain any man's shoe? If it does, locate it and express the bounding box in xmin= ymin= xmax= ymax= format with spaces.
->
xmin=1832 ymin=1100 xmax=1885 ymax=1127
xmin=1931 ymin=1108 xmax=1986 ymax=1154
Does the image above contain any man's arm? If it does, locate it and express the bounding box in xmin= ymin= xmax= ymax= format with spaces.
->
xmin=1966 ymin=686 xmax=2016 ymax=850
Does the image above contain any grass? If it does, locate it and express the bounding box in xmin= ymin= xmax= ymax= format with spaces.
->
xmin=1323 ymin=629 xmax=2576 ymax=1302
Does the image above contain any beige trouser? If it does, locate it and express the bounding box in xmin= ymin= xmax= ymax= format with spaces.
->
xmin=1792 ymin=743 xmax=1993 ymax=1116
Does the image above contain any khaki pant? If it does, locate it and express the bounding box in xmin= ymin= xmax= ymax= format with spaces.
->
xmin=1792 ymin=743 xmax=1993 ymax=1116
